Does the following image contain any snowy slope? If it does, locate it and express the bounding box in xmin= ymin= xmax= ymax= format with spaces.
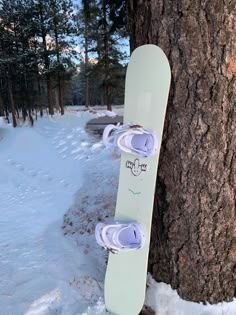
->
xmin=0 ymin=112 xmax=115 ymax=315
xmin=0 ymin=111 xmax=236 ymax=315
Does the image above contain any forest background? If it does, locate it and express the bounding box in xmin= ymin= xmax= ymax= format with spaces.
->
xmin=0 ymin=0 xmax=128 ymax=127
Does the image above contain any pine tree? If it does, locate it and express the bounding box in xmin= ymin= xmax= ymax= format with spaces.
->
xmin=0 ymin=0 xmax=77 ymax=122
xmin=75 ymin=0 xmax=99 ymax=107
xmin=34 ymin=0 xmax=56 ymax=115
xmin=96 ymin=0 xmax=127 ymax=109
xmin=0 ymin=0 xmax=49 ymax=123
xmin=0 ymin=0 xmax=37 ymax=125
xmin=47 ymin=0 xmax=76 ymax=115
xmin=74 ymin=0 xmax=127 ymax=108
xmin=81 ymin=0 xmax=94 ymax=108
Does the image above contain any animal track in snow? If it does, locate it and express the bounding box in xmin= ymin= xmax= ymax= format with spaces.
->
xmin=6 ymin=158 xmax=73 ymax=193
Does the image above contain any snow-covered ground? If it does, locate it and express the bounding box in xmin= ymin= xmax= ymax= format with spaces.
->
xmin=0 ymin=110 xmax=236 ymax=315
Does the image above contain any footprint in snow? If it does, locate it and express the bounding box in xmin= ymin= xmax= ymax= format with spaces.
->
xmin=59 ymin=146 xmax=68 ymax=153
xmin=71 ymin=141 xmax=78 ymax=146
xmin=66 ymin=134 xmax=74 ymax=139
xmin=70 ymin=276 xmax=102 ymax=305
xmin=55 ymin=140 xmax=67 ymax=148
xmin=24 ymin=288 xmax=61 ymax=315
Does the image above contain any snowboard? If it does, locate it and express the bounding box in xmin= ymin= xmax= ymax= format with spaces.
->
xmin=104 ymin=44 xmax=171 ymax=315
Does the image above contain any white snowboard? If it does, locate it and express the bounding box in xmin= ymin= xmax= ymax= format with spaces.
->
xmin=104 ymin=44 xmax=171 ymax=315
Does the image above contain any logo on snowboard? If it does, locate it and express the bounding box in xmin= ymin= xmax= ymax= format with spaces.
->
xmin=126 ymin=158 xmax=147 ymax=176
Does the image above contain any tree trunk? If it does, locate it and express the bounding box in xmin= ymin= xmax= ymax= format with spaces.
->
xmin=40 ymin=107 xmax=43 ymax=117
xmin=28 ymin=109 xmax=34 ymax=126
xmin=58 ymin=77 xmax=64 ymax=115
xmin=102 ymin=0 xmax=111 ymax=111
xmin=127 ymin=0 xmax=236 ymax=304
xmin=39 ymin=1 xmax=54 ymax=116
xmin=7 ymin=75 xmax=17 ymax=128
xmin=47 ymin=75 xmax=54 ymax=116
xmin=96 ymin=36 xmax=105 ymax=106
xmin=54 ymin=20 xmax=64 ymax=116
xmin=0 ymin=93 xmax=4 ymax=116
xmin=22 ymin=107 xmax=28 ymax=122
xmin=84 ymin=8 xmax=89 ymax=109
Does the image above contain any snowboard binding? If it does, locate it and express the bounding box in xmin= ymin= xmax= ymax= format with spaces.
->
xmin=95 ymin=222 xmax=145 ymax=254
xmin=103 ymin=123 xmax=157 ymax=158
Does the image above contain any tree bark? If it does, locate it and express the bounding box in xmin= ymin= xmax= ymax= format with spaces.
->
xmin=102 ymin=0 xmax=112 ymax=111
xmin=54 ymin=19 xmax=64 ymax=115
xmin=96 ymin=36 xmax=105 ymax=106
xmin=39 ymin=1 xmax=54 ymax=116
xmin=58 ymin=77 xmax=64 ymax=115
xmin=7 ymin=75 xmax=17 ymax=127
xmin=0 ymin=93 xmax=4 ymax=116
xmin=47 ymin=75 xmax=54 ymax=116
xmin=84 ymin=0 xmax=90 ymax=109
xmin=127 ymin=0 xmax=236 ymax=304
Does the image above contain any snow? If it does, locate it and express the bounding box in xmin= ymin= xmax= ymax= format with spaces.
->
xmin=1 ymin=110 xmax=236 ymax=315
xmin=145 ymin=275 xmax=236 ymax=315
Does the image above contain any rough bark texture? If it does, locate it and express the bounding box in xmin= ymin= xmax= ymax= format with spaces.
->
xmin=127 ymin=0 xmax=236 ymax=304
